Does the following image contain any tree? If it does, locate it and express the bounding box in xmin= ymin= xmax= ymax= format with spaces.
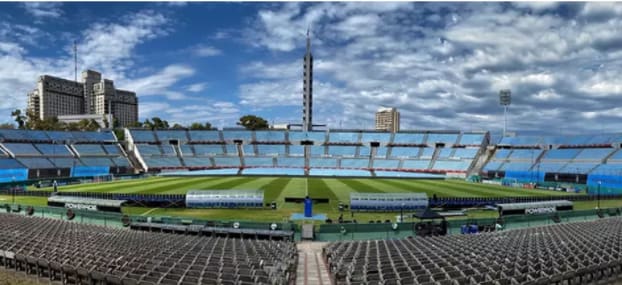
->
xmin=0 ymin=123 xmax=15 ymax=129
xmin=171 ymin=123 xmax=185 ymax=129
xmin=143 ymin=119 xmax=153 ymax=129
xmin=114 ymin=129 xmax=125 ymax=141
xmin=151 ymin=117 xmax=169 ymax=129
xmin=189 ymin=122 xmax=213 ymax=130
xmin=237 ymin=115 xmax=269 ymax=130
xmin=11 ymin=109 xmax=27 ymax=129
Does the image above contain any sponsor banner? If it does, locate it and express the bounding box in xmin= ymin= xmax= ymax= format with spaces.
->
xmin=0 ymin=168 xmax=28 ymax=183
xmin=525 ymin=207 xmax=556 ymax=215
xmin=65 ymin=203 xmax=98 ymax=211
xmin=71 ymin=166 xmax=110 ymax=178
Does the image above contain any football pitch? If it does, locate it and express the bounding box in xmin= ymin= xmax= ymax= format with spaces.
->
xmin=10 ymin=176 xmax=598 ymax=223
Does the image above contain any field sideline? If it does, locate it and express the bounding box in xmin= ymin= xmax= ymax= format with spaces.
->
xmin=14 ymin=176 xmax=592 ymax=222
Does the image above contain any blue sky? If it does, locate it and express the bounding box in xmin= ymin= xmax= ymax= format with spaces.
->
xmin=1 ymin=2 xmax=622 ymax=135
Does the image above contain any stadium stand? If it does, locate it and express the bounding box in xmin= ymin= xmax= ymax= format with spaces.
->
xmin=328 ymin=132 xmax=360 ymax=144
xmin=129 ymin=129 xmax=484 ymax=176
xmin=340 ymin=158 xmax=369 ymax=168
xmin=391 ymin=133 xmax=425 ymax=145
xmin=0 ymin=130 xmax=130 ymax=179
xmin=244 ymin=157 xmax=275 ymax=167
xmin=402 ymin=160 xmax=431 ymax=170
xmin=253 ymin=130 xmax=286 ymax=143
xmin=257 ymin=145 xmax=286 ymax=156
xmin=222 ymin=130 xmax=253 ymax=142
xmin=426 ymin=133 xmax=459 ymax=145
xmin=324 ymin=218 xmax=622 ymax=285
xmin=188 ymin=130 xmax=222 ymax=143
xmin=277 ymin=157 xmax=305 ymax=168
xmin=0 ymin=213 xmax=297 ymax=284
xmin=360 ymin=132 xmax=391 ymax=144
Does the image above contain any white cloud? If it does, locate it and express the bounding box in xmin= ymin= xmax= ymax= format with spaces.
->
xmin=122 ymin=65 xmax=195 ymax=99
xmin=22 ymin=2 xmax=63 ymax=18
xmin=193 ymin=45 xmax=222 ymax=57
xmin=512 ymin=2 xmax=558 ymax=12
xmin=186 ymin=83 xmax=207 ymax=93
xmin=78 ymin=11 xmax=169 ymax=76
xmin=240 ymin=2 xmax=622 ymax=134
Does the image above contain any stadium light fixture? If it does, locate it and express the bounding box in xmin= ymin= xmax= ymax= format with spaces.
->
xmin=499 ymin=90 xmax=512 ymax=137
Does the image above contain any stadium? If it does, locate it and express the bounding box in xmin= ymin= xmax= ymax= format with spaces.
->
xmin=0 ymin=127 xmax=622 ymax=284
xmin=2 ymin=2 xmax=622 ymax=285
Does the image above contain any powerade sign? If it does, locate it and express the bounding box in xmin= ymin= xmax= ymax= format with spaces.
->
xmin=0 ymin=168 xmax=28 ymax=183
xmin=65 ymin=203 xmax=98 ymax=211
xmin=71 ymin=166 xmax=110 ymax=178
xmin=525 ymin=207 xmax=556 ymax=215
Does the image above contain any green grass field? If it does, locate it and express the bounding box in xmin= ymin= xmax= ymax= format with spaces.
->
xmin=3 ymin=176 xmax=604 ymax=223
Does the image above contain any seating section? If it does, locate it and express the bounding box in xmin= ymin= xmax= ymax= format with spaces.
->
xmin=459 ymin=133 xmax=485 ymax=145
xmin=155 ymin=130 xmax=188 ymax=142
xmin=340 ymin=158 xmax=368 ymax=168
xmin=194 ymin=145 xmax=225 ymax=156
xmin=328 ymin=146 xmax=356 ymax=157
xmin=73 ymin=145 xmax=106 ymax=156
xmin=0 ymin=213 xmax=296 ymax=285
xmin=130 ymin=130 xmax=484 ymax=174
xmin=0 ymin=130 xmax=129 ymax=172
xmin=130 ymin=130 xmax=157 ymax=143
xmin=244 ymin=157 xmax=274 ymax=167
xmin=360 ymin=133 xmax=391 ymax=144
xmin=254 ymin=131 xmax=286 ymax=142
xmin=257 ymin=145 xmax=286 ymax=156
xmin=402 ymin=160 xmax=430 ymax=170
xmin=188 ymin=131 xmax=222 ymax=142
xmin=426 ymin=133 xmax=459 ymax=145
xmin=213 ymin=157 xmax=241 ymax=167
xmin=392 ymin=133 xmax=424 ymax=145
xmin=433 ymin=160 xmax=472 ymax=171
xmin=324 ymin=219 xmax=622 ymax=285
xmin=328 ymin=132 xmax=360 ymax=144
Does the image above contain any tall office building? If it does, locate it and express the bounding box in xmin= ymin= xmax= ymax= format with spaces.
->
xmin=375 ymin=107 xmax=400 ymax=133
xmin=27 ymin=70 xmax=138 ymax=127
xmin=302 ymin=29 xmax=313 ymax=132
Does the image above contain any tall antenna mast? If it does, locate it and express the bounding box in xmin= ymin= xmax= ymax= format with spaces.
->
xmin=73 ymin=40 xmax=77 ymax=82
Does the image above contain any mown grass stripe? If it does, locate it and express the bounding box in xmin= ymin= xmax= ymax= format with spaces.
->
xmin=86 ymin=179 xmax=190 ymax=193
xmin=322 ymin=179 xmax=356 ymax=202
xmin=428 ymin=180 xmax=570 ymax=197
xmin=49 ymin=177 xmax=178 ymax=192
xmin=416 ymin=180 xmax=501 ymax=197
xmin=199 ymin=177 xmax=260 ymax=190
xmin=337 ymin=178 xmax=385 ymax=193
xmin=372 ymin=179 xmax=473 ymax=197
xmin=136 ymin=177 xmax=220 ymax=194
xmin=307 ymin=178 xmax=339 ymax=207
xmin=160 ymin=176 xmax=242 ymax=194
xmin=277 ymin=178 xmax=307 ymax=201
xmin=261 ymin=177 xmax=292 ymax=202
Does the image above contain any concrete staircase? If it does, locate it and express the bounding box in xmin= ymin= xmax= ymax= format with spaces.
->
xmin=296 ymin=242 xmax=332 ymax=285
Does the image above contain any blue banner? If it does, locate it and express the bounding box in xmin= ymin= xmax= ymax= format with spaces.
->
xmin=586 ymin=174 xmax=622 ymax=195
xmin=504 ymin=170 xmax=544 ymax=183
xmin=71 ymin=166 xmax=110 ymax=178
xmin=0 ymin=168 xmax=28 ymax=183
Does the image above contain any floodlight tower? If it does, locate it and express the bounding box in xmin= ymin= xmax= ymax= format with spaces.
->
xmin=499 ymin=89 xmax=512 ymax=137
